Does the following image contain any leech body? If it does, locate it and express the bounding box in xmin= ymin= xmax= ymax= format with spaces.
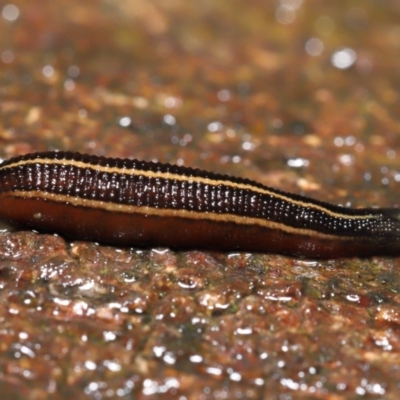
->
xmin=0 ymin=151 xmax=399 ymax=258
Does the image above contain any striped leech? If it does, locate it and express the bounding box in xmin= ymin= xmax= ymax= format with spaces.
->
xmin=0 ymin=151 xmax=399 ymax=258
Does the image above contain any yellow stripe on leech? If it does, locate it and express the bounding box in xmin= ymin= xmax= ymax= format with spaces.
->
xmin=0 ymin=158 xmax=377 ymax=221
xmin=9 ymin=190 xmax=359 ymax=241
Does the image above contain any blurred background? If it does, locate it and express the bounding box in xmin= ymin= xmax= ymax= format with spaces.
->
xmin=2 ymin=0 xmax=400 ymax=205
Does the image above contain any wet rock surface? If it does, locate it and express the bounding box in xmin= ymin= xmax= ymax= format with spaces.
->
xmin=1 ymin=1 xmax=400 ymax=398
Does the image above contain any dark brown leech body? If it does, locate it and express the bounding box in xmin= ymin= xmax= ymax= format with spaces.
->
xmin=0 ymin=151 xmax=399 ymax=258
